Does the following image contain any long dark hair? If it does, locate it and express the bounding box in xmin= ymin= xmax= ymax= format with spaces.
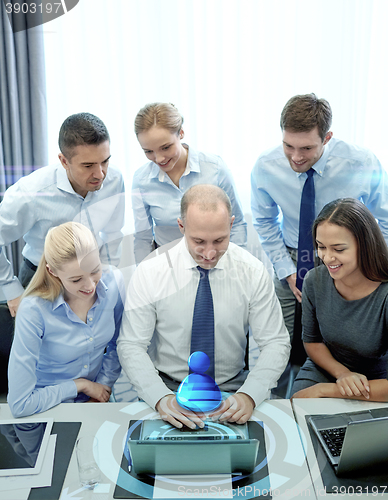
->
xmin=313 ymin=198 xmax=388 ymax=282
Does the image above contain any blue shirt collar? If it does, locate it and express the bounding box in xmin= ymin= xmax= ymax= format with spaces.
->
xmin=52 ymin=278 xmax=108 ymax=311
xmin=296 ymin=142 xmax=331 ymax=178
xmin=312 ymin=142 xmax=331 ymax=176
xmin=187 ymin=146 xmax=201 ymax=173
xmin=56 ymin=163 xmax=105 ymax=200
xmin=148 ymin=162 xmax=162 ymax=180
xmin=57 ymin=164 xmax=78 ymax=195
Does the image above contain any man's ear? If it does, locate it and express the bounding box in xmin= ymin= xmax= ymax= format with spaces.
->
xmin=230 ymin=215 xmax=235 ymax=230
xmin=323 ymin=131 xmax=333 ymax=145
xmin=177 ymin=217 xmax=185 ymax=235
xmin=58 ymin=153 xmax=69 ymax=170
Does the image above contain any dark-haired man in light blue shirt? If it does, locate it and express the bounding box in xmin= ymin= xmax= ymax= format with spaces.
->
xmin=251 ymin=93 xmax=388 ymax=340
xmin=0 ymin=112 xmax=125 ymax=317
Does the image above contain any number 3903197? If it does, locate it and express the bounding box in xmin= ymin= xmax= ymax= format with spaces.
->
xmin=5 ymin=3 xmax=63 ymax=14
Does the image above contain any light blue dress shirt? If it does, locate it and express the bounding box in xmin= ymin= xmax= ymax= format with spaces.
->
xmin=7 ymin=269 xmax=124 ymax=418
xmin=132 ymin=145 xmax=247 ymax=263
xmin=251 ymin=138 xmax=388 ymax=281
xmin=0 ymin=164 xmax=125 ymax=301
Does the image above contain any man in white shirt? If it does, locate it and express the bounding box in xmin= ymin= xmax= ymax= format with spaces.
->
xmin=118 ymin=184 xmax=290 ymax=429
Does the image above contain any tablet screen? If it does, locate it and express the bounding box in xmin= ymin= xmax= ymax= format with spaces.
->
xmin=0 ymin=418 xmax=53 ymax=476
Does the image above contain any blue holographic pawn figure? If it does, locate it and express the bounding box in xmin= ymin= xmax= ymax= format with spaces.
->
xmin=176 ymin=351 xmax=222 ymax=413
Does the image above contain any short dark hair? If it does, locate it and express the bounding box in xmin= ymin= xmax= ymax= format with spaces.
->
xmin=181 ymin=185 xmax=232 ymax=222
xmin=313 ymin=198 xmax=388 ymax=282
xmin=280 ymin=93 xmax=332 ymax=141
xmin=58 ymin=113 xmax=110 ymax=159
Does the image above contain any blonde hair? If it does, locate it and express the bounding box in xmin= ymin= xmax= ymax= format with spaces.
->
xmin=23 ymin=222 xmax=99 ymax=301
xmin=134 ymin=102 xmax=183 ymax=136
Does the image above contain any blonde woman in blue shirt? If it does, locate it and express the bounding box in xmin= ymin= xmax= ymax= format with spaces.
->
xmin=132 ymin=102 xmax=247 ymax=263
xmin=8 ymin=222 xmax=124 ymax=418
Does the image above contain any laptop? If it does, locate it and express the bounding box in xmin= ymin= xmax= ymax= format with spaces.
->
xmin=127 ymin=420 xmax=260 ymax=475
xmin=307 ymin=407 xmax=388 ymax=476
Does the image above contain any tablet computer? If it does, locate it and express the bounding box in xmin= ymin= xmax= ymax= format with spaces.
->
xmin=0 ymin=418 xmax=53 ymax=476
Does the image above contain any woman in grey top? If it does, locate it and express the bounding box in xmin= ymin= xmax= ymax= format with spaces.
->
xmin=292 ymin=198 xmax=388 ymax=401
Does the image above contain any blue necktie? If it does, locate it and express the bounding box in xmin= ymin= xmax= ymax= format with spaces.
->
xmin=190 ymin=266 xmax=215 ymax=380
xmin=296 ymin=169 xmax=315 ymax=291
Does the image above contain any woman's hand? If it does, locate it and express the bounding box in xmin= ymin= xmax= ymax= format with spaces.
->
xmin=75 ymin=378 xmax=111 ymax=402
xmin=292 ymin=379 xmax=388 ymax=402
xmin=336 ymin=372 xmax=370 ymax=399
xmin=304 ymin=343 xmax=370 ymax=399
xmin=291 ymin=384 xmax=326 ymax=399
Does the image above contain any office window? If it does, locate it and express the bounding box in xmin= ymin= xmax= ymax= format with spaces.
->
xmin=43 ymin=0 xmax=388 ymax=220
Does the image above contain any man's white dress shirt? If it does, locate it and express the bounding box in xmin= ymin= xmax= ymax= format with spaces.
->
xmin=117 ymin=238 xmax=290 ymax=409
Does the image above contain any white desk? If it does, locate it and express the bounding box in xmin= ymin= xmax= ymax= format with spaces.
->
xmin=292 ymin=398 xmax=388 ymax=499
xmin=0 ymin=399 xmax=314 ymax=500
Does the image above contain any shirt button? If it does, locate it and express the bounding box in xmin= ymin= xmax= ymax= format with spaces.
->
xmin=89 ymin=337 xmax=93 ymax=342
xmin=88 ymin=317 xmax=93 ymax=322
xmin=84 ymin=365 xmax=88 ymax=369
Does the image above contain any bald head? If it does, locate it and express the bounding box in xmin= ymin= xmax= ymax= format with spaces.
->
xmin=180 ymin=184 xmax=232 ymax=222
xmin=178 ymin=185 xmax=234 ymax=269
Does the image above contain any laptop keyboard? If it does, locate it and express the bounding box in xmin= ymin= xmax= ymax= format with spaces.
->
xmin=144 ymin=435 xmax=243 ymax=440
xmin=319 ymin=427 xmax=346 ymax=457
